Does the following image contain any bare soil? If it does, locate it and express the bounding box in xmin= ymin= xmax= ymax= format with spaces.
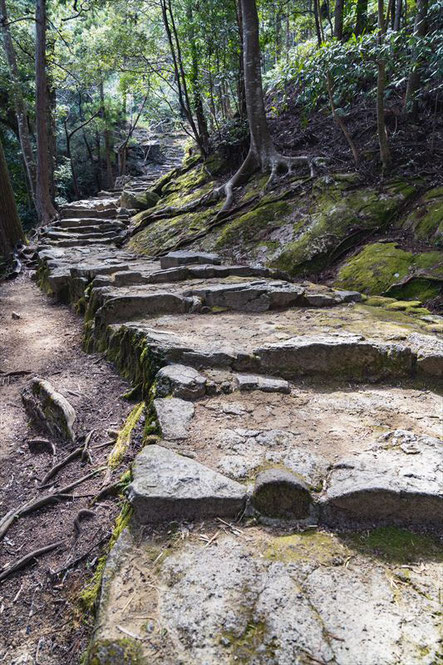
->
xmin=0 ymin=274 xmax=138 ymax=665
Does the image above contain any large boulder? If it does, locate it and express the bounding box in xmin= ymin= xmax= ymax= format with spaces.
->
xmin=119 ymin=190 xmax=159 ymax=211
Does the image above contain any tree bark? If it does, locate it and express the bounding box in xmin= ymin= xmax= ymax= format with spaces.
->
xmin=99 ymin=80 xmax=114 ymax=189
xmin=355 ymin=0 xmax=368 ymax=35
xmin=0 ymin=136 xmax=24 ymax=259
xmin=334 ymin=0 xmax=344 ymax=40
xmin=405 ymin=0 xmax=428 ymax=116
xmin=376 ymin=0 xmax=391 ymax=172
xmin=0 ymin=0 xmax=36 ymax=201
xmin=35 ymin=0 xmax=57 ymax=224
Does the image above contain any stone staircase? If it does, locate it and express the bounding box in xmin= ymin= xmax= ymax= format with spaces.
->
xmin=35 ymin=195 xmax=443 ymax=664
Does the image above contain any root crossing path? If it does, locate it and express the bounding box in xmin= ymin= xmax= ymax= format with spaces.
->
xmin=2 ymin=182 xmax=443 ymax=664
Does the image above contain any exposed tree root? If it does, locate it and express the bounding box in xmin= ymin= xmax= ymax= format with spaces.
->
xmin=0 ymin=466 xmax=105 ymax=541
xmin=0 ymin=541 xmax=65 ymax=583
xmin=39 ymin=430 xmax=94 ymax=487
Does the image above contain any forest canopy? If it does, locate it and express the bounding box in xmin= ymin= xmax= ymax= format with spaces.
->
xmin=0 ymin=0 xmax=442 ymax=240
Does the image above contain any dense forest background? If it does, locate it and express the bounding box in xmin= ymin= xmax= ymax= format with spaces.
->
xmin=0 ymin=0 xmax=442 ymax=245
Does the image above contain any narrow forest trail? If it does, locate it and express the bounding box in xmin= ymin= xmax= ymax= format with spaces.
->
xmin=1 ymin=143 xmax=442 ymax=663
xmin=0 ymin=276 xmax=133 ymax=664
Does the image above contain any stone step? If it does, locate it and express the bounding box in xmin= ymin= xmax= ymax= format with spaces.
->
xmin=43 ymin=230 xmax=120 ymax=242
xmin=60 ymin=207 xmax=117 ymax=219
xmin=129 ymin=444 xmax=247 ymax=523
xmin=48 ymin=237 xmax=118 ymax=248
xmin=53 ymin=218 xmax=125 ymax=230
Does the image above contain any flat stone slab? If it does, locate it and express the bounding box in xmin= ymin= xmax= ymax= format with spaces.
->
xmin=92 ymin=526 xmax=443 ymax=665
xmin=184 ymin=280 xmax=306 ymax=312
xmin=156 ymin=364 xmax=207 ymax=400
xmin=153 ymin=397 xmax=195 ymax=440
xmin=129 ymin=444 xmax=247 ymax=522
xmin=160 ymin=251 xmax=221 ymax=269
xmin=235 ymin=373 xmax=290 ymax=394
xmin=22 ymin=377 xmax=76 ymax=443
xmin=255 ymin=333 xmax=415 ymax=381
xmin=321 ymin=431 xmax=443 ymax=528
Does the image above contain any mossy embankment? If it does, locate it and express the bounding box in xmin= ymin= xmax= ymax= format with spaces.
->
xmin=125 ymin=155 xmax=442 ymax=308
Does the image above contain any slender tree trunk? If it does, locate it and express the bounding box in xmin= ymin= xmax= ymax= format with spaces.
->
xmin=0 ymin=136 xmax=24 ymax=259
xmin=35 ymin=0 xmax=57 ymax=224
xmin=393 ymin=0 xmax=402 ymax=29
xmin=355 ymin=0 xmax=368 ymax=34
xmin=313 ymin=0 xmax=323 ymax=44
xmin=188 ymin=2 xmax=210 ymax=154
xmin=236 ymin=0 xmax=247 ymax=117
xmin=376 ymin=0 xmax=391 ymax=172
xmin=99 ymin=80 xmax=114 ymax=189
xmin=334 ymin=0 xmax=344 ymax=40
xmin=48 ymin=82 xmax=57 ymax=200
xmin=326 ymin=73 xmax=359 ymax=165
xmin=0 ymin=0 xmax=36 ymax=201
xmin=405 ymin=0 xmax=428 ymax=116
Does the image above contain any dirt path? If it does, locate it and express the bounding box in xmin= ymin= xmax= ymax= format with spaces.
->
xmin=0 ymin=274 xmax=135 ymax=664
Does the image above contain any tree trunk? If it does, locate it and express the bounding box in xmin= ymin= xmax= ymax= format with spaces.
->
xmin=405 ymin=0 xmax=428 ymax=116
xmin=334 ymin=0 xmax=344 ymax=40
xmin=235 ymin=0 xmax=247 ymax=118
xmin=0 ymin=0 xmax=36 ymax=201
xmin=99 ymin=81 xmax=114 ymax=189
xmin=188 ymin=2 xmax=210 ymax=155
xmin=376 ymin=0 xmax=391 ymax=172
xmin=0 ymin=136 xmax=24 ymax=259
xmin=355 ymin=0 xmax=368 ymax=35
xmin=35 ymin=0 xmax=57 ymax=224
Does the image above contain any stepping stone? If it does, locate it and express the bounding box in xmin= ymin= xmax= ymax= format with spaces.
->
xmin=408 ymin=333 xmax=443 ymax=378
xmin=251 ymin=468 xmax=312 ymax=518
xmin=22 ymin=378 xmax=76 ymax=443
xmin=156 ymin=364 xmax=207 ymax=400
xmin=320 ymin=433 xmax=443 ymax=528
xmin=153 ymin=397 xmax=195 ymax=439
xmin=235 ymin=374 xmax=290 ymax=394
xmin=160 ymin=251 xmax=221 ymax=269
xmin=129 ymin=444 xmax=247 ymax=523
xmin=95 ymin=292 xmax=196 ymax=329
xmin=255 ymin=334 xmax=415 ymax=381
xmin=185 ymin=281 xmax=305 ymax=312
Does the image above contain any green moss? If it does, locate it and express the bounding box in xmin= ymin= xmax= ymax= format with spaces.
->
xmin=216 ymin=200 xmax=291 ymax=250
xmin=80 ymin=504 xmax=133 ymax=614
xmin=225 ymin=621 xmax=275 ymax=664
xmin=263 ymin=530 xmax=348 ymax=564
xmin=399 ymin=187 xmax=443 ymax=246
xmin=343 ymin=527 xmax=443 ymax=563
xmin=87 ymin=637 xmax=145 ymax=665
xmin=274 ymin=180 xmax=415 ymax=276
xmin=335 ymin=242 xmax=442 ymax=301
xmin=107 ymin=402 xmax=145 ymax=469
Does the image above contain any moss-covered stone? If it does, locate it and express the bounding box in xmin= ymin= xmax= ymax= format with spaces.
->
xmin=273 ymin=179 xmax=416 ymax=276
xmin=87 ymin=637 xmax=145 ymax=665
xmin=120 ymin=190 xmax=160 ymax=211
xmin=335 ymin=242 xmax=442 ymax=301
xmin=343 ymin=526 xmax=443 ymax=563
xmin=398 ymin=186 xmax=443 ymax=246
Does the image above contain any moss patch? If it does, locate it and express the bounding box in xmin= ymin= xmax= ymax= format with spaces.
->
xmin=335 ymin=242 xmax=442 ymax=301
xmin=262 ymin=530 xmax=348 ymax=565
xmin=399 ymin=186 xmax=443 ymax=246
xmin=87 ymin=637 xmax=145 ymax=665
xmin=107 ymin=402 xmax=145 ymax=469
xmin=80 ymin=504 xmax=133 ymax=613
xmin=343 ymin=527 xmax=443 ymax=563
xmin=215 ymin=200 xmax=292 ymax=251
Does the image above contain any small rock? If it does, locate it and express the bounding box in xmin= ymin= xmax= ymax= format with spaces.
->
xmin=156 ymin=364 xmax=206 ymax=401
xmin=153 ymin=397 xmax=195 ymax=440
xmin=160 ymin=251 xmax=221 ymax=270
xmin=22 ymin=378 xmax=76 ymax=443
xmin=235 ymin=374 xmax=290 ymax=394
xmin=252 ymin=468 xmax=312 ymax=519
xmin=11 ymin=312 xmax=21 ymax=320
